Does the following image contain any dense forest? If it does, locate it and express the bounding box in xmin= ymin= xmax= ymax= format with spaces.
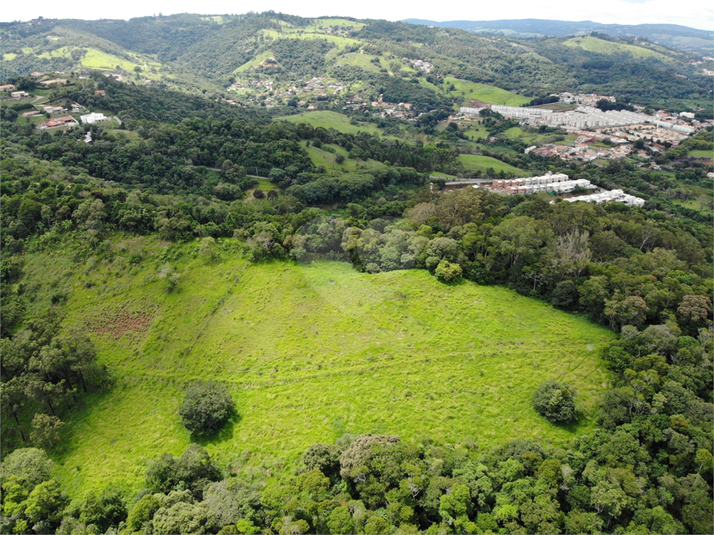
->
xmin=1 ymin=12 xmax=713 ymax=535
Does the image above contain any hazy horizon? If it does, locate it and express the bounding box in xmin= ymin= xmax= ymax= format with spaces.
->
xmin=1 ymin=1 xmax=712 ymax=32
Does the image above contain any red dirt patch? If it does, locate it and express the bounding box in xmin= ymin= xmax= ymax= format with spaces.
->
xmin=87 ymin=302 xmax=158 ymax=339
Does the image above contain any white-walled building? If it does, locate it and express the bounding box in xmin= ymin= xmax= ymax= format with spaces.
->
xmin=80 ymin=112 xmax=109 ymax=124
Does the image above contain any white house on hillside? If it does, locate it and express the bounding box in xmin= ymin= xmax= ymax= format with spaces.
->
xmin=80 ymin=112 xmax=109 ymax=124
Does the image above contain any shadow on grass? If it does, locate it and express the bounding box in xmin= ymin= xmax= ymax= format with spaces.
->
xmin=192 ymin=410 xmax=241 ymax=446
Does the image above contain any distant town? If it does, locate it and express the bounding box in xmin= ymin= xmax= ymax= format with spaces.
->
xmin=457 ymin=92 xmax=713 ymax=164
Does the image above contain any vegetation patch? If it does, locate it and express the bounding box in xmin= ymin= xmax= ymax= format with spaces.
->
xmin=459 ymin=154 xmax=525 ymax=175
xmin=233 ymin=50 xmax=276 ymax=73
xmin=276 ymin=111 xmax=382 ymax=135
xmin=86 ymin=302 xmax=158 ymax=339
xmin=443 ymin=77 xmax=532 ymax=107
xmin=335 ymin=52 xmax=385 ymax=73
xmin=260 ymin=29 xmax=361 ymax=49
xmin=312 ymin=18 xmax=366 ymax=30
xmin=42 ymin=250 xmax=614 ymax=494
xmin=563 ymin=36 xmax=672 ymax=61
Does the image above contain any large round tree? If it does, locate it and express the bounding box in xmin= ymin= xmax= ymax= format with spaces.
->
xmin=532 ymin=381 xmax=576 ymax=424
xmin=179 ymin=381 xmax=235 ymax=435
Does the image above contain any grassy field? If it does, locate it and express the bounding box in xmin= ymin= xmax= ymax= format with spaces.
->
xmin=275 ymin=111 xmax=382 ymax=135
xmin=444 ymin=77 xmax=532 ymax=107
xmin=3 ymin=53 xmax=17 ymax=61
xmin=459 ymin=154 xmax=525 ymax=175
xmin=688 ymin=149 xmax=713 ymax=159
xmin=563 ymin=36 xmax=672 ymax=62
xmin=17 ymin=237 xmax=616 ymax=497
xmin=503 ymin=126 xmax=568 ymax=146
xmin=303 ymin=143 xmax=354 ymax=171
xmin=335 ymin=53 xmax=386 ymax=73
xmin=260 ymin=29 xmax=361 ymax=49
xmin=80 ymin=49 xmax=143 ymax=71
xmin=34 ymin=46 xmax=155 ymax=72
xmin=234 ymin=51 xmax=276 ymax=73
xmin=463 ymin=125 xmax=489 ymax=140
xmin=312 ymin=18 xmax=366 ymax=30
xmin=37 ymin=47 xmax=72 ymax=59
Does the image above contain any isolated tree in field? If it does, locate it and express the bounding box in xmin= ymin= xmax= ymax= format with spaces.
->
xmin=198 ymin=237 xmax=217 ymax=262
xmin=179 ymin=381 xmax=235 ymax=435
xmin=158 ymin=263 xmax=180 ymax=292
xmin=532 ymin=381 xmax=576 ymax=424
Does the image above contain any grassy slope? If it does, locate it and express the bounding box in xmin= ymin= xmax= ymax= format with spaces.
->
xmin=28 ymin=237 xmax=614 ymax=495
xmin=275 ymin=111 xmax=382 ymax=135
xmin=335 ymin=53 xmax=385 ymax=73
xmin=260 ymin=29 xmax=361 ymax=49
xmin=234 ymin=51 xmax=276 ymax=73
xmin=563 ymin=36 xmax=672 ymax=62
xmin=444 ymin=77 xmax=532 ymax=107
xmin=459 ymin=154 xmax=525 ymax=175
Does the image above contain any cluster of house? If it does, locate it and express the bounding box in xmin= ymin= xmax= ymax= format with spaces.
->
xmin=403 ymin=58 xmax=433 ymax=73
xmin=561 ymin=189 xmax=645 ymax=207
xmin=555 ymin=92 xmax=615 ymax=106
xmin=483 ymin=173 xmax=597 ymax=195
xmin=526 ymin=141 xmax=633 ymax=162
xmin=37 ymin=116 xmax=78 ymax=129
xmin=1 ymin=85 xmax=31 ymax=99
xmin=38 ymin=112 xmax=108 ymax=130
xmin=458 ymin=92 xmax=712 ymax=164
xmin=478 ymin=104 xmax=698 ymax=135
xmin=228 ymin=76 xmax=344 ymax=108
xmin=470 ymin=172 xmax=646 ymax=207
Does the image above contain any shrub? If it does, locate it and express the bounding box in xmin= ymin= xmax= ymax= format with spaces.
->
xmin=179 ymin=381 xmax=235 ymax=435
xmin=532 ymin=381 xmax=576 ymax=424
xmin=434 ymin=260 xmax=463 ymax=283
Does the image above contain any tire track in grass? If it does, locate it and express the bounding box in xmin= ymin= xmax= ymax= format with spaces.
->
xmin=182 ymin=265 xmax=248 ymax=360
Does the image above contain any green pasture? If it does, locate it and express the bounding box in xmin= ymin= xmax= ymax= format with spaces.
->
xmin=37 ymin=47 xmax=72 ymax=59
xmin=459 ymin=154 xmax=525 ymax=175
xmin=260 ymin=29 xmax=361 ymax=49
xmin=275 ymin=111 xmax=382 ymax=135
xmin=311 ymin=18 xmax=365 ymax=30
xmin=80 ymin=49 xmax=141 ymax=71
xmin=252 ymin=178 xmax=278 ymax=191
xmin=503 ymin=126 xmax=568 ymax=146
xmin=234 ymin=51 xmax=276 ymax=73
xmin=463 ymin=124 xmax=489 ymax=140
xmin=26 ymin=237 xmax=614 ymax=496
xmin=688 ymin=149 xmax=713 ymax=158
xmin=201 ymin=16 xmax=227 ymax=24
xmin=2 ymin=53 xmax=17 ymax=61
xmin=563 ymin=36 xmax=672 ymax=62
xmin=335 ymin=53 xmax=387 ymax=73
xmin=443 ymin=77 xmax=532 ymax=107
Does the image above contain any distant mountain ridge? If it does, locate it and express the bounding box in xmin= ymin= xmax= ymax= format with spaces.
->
xmin=403 ymin=18 xmax=714 ymax=54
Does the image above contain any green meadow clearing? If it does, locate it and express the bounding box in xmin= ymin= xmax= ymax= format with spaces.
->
xmin=459 ymin=154 xmax=525 ymax=175
xmin=276 ymin=111 xmax=383 ymax=135
xmin=563 ymin=36 xmax=672 ymax=62
xmin=25 ymin=237 xmax=613 ymax=496
xmin=443 ymin=77 xmax=532 ymax=107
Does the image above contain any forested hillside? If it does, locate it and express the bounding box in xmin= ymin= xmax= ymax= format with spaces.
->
xmin=1 ymin=11 xmax=713 ymax=535
xmin=2 ymin=12 xmax=712 ymax=110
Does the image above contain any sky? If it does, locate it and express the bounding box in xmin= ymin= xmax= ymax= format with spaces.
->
xmin=2 ymin=0 xmax=713 ymax=31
